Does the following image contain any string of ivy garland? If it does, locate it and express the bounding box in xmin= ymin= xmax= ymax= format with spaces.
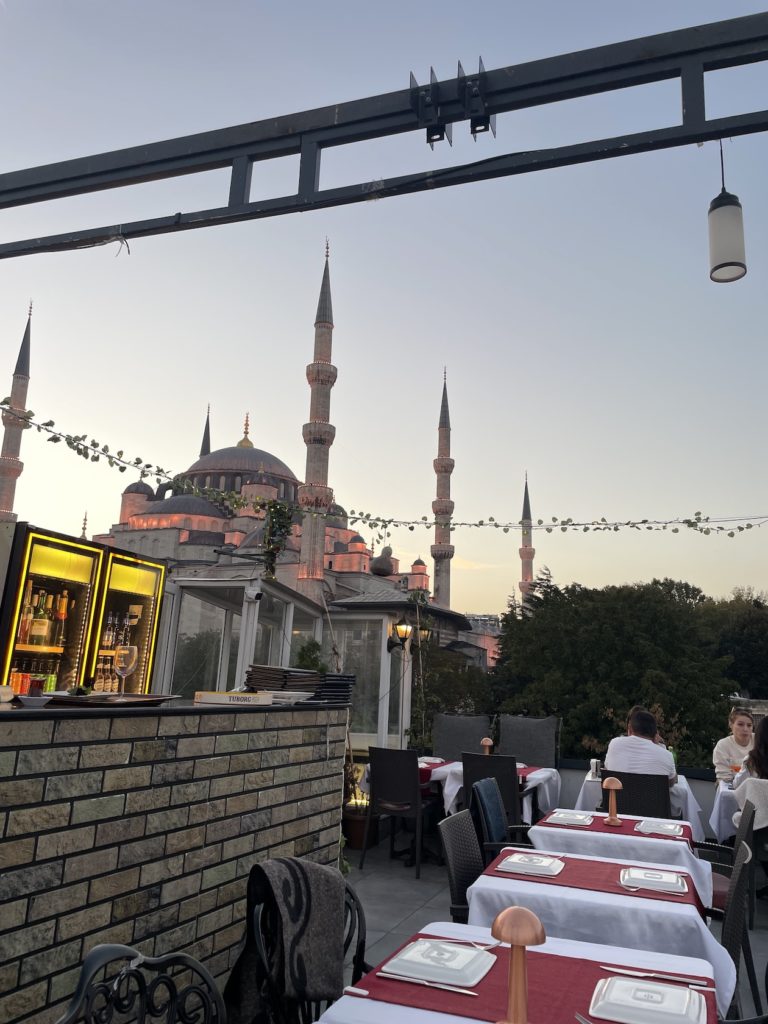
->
xmin=3 ymin=402 xmax=767 ymax=545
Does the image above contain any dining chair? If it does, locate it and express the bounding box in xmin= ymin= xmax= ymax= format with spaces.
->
xmin=462 ymin=751 xmax=524 ymax=827
xmin=497 ymin=713 xmax=560 ymax=767
xmin=437 ymin=809 xmax=485 ymax=923
xmin=432 ymin=713 xmax=491 ymax=762
xmin=717 ymin=843 xmax=756 ymax=1020
xmin=55 ymin=944 xmax=226 ymax=1024
xmin=359 ymin=746 xmax=436 ymax=878
xmin=598 ymin=769 xmax=672 ymax=818
xmin=250 ymin=876 xmax=369 ymax=1024
xmin=696 ymin=800 xmax=757 ymax=929
xmin=470 ymin=777 xmax=531 ymax=863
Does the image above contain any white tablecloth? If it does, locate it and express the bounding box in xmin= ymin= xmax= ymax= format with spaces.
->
xmin=319 ymin=921 xmax=727 ymax=1024
xmin=573 ymin=772 xmax=705 ymax=842
xmin=529 ymin=810 xmax=713 ymax=905
xmin=467 ymin=853 xmax=733 ymax=1017
xmin=709 ymin=781 xmax=738 ymax=843
xmin=429 ymin=761 xmax=561 ymax=819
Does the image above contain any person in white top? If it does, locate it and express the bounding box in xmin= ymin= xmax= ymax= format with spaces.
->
xmin=712 ymin=708 xmax=754 ymax=783
xmin=604 ymin=708 xmax=677 ymax=785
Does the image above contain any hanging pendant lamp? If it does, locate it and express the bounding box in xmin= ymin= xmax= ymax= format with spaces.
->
xmin=708 ymin=140 xmax=746 ymax=283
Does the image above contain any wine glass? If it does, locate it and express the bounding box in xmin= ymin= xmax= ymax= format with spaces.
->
xmin=113 ymin=645 xmax=139 ymax=694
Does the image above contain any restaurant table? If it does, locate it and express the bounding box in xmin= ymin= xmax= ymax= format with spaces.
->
xmin=709 ymin=780 xmax=739 ymax=843
xmin=318 ymin=921 xmax=724 ymax=1024
xmin=574 ymin=771 xmax=706 ymax=842
xmin=429 ymin=761 xmax=561 ymax=819
xmin=530 ymin=809 xmax=713 ymax=905
xmin=467 ymin=847 xmax=733 ymax=1016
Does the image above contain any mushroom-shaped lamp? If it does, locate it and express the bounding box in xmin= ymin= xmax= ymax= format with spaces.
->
xmin=491 ymin=906 xmax=546 ymax=1024
xmin=602 ymin=775 xmax=623 ymax=827
xmin=481 ymin=736 xmax=494 ymax=756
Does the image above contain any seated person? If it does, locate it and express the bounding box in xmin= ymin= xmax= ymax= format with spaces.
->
xmin=732 ymin=715 xmax=767 ymax=791
xmin=713 ymin=708 xmax=754 ymax=783
xmin=605 ymin=707 xmax=677 ymax=785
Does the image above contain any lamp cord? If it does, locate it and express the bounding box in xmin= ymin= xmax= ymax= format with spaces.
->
xmin=719 ymin=139 xmax=726 ymax=191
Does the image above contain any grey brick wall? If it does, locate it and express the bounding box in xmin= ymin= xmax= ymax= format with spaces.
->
xmin=0 ymin=706 xmax=347 ymax=1024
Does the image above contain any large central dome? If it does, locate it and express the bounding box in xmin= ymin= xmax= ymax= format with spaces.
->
xmin=186 ymin=446 xmax=297 ymax=480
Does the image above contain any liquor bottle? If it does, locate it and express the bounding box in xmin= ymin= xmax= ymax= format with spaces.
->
xmin=19 ymin=658 xmax=31 ymax=695
xmin=93 ymin=657 xmax=105 ymax=693
xmin=121 ymin=613 xmax=132 ymax=646
xmin=44 ymin=660 xmax=59 ymax=693
xmin=9 ymin=660 xmax=21 ymax=694
xmin=105 ymin=657 xmax=117 ymax=693
xmin=101 ymin=612 xmax=113 ymax=649
xmin=52 ymin=590 xmax=69 ymax=647
xmin=29 ymin=591 xmax=50 ymax=645
xmin=17 ymin=580 xmax=34 ymax=643
xmin=29 ymin=660 xmax=44 ymax=697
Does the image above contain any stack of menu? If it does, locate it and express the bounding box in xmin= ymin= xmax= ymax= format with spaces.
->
xmin=312 ymin=673 xmax=355 ymax=705
xmin=244 ymin=665 xmax=321 ymax=703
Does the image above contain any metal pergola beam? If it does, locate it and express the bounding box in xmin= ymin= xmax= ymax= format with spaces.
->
xmin=2 ymin=12 xmax=768 ymax=259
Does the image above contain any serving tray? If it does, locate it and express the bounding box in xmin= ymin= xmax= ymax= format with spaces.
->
xmin=548 ymin=810 xmax=594 ymax=826
xmin=46 ymin=694 xmax=179 ymax=707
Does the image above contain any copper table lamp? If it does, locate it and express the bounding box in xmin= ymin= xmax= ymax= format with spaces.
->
xmin=602 ymin=775 xmax=623 ymax=826
xmin=491 ymin=906 xmax=546 ymax=1024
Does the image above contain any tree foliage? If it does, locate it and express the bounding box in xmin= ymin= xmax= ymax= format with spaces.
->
xmin=492 ymin=574 xmax=736 ymax=766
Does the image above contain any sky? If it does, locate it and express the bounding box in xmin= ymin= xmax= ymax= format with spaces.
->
xmin=1 ymin=1 xmax=767 ymax=615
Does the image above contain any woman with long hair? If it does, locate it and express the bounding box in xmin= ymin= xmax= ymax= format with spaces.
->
xmin=733 ymin=715 xmax=768 ymax=788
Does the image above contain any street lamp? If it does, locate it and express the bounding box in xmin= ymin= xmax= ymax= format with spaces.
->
xmin=387 ymin=615 xmax=413 ymax=652
xmin=709 ymin=141 xmax=746 ymax=283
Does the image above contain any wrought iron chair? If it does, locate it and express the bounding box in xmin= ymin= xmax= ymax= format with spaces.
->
xmin=497 ymin=714 xmax=560 ymax=768
xmin=432 ymin=713 xmax=491 ymax=762
xmin=470 ymin=777 xmax=531 ymax=863
xmin=598 ymin=769 xmax=672 ymax=818
xmin=359 ymin=746 xmax=437 ymax=878
xmin=250 ymin=879 xmax=369 ymax=1024
xmin=438 ymin=809 xmax=485 ymax=923
xmin=55 ymin=944 xmax=226 ymax=1024
xmin=462 ymin=751 xmax=524 ymax=827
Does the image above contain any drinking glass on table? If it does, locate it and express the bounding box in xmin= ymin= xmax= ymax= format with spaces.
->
xmin=113 ymin=645 xmax=138 ymax=694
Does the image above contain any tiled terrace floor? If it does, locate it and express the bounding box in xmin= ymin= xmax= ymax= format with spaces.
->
xmin=347 ymin=832 xmax=768 ymax=1016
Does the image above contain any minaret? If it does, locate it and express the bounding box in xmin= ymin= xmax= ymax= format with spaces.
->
xmin=297 ymin=245 xmax=337 ymax=600
xmin=519 ymin=475 xmax=535 ymax=600
xmin=430 ymin=372 xmax=455 ymax=606
xmin=0 ymin=306 xmax=32 ymax=523
xmin=200 ymin=405 xmax=211 ymax=457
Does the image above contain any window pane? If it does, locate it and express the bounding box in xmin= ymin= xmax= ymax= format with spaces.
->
xmin=322 ymin=618 xmax=384 ymax=741
xmin=290 ymin=608 xmax=320 ymax=667
xmin=252 ymin=592 xmax=286 ymax=666
xmin=171 ymin=592 xmax=225 ymax=699
xmin=226 ymin=613 xmax=241 ymax=688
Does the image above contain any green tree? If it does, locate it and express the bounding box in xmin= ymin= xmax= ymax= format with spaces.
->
xmin=492 ymin=575 xmax=731 ymax=766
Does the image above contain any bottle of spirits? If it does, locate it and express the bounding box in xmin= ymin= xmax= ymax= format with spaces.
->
xmin=106 ymin=657 xmax=118 ymax=693
xmin=28 ymin=660 xmax=44 ymax=697
xmin=93 ymin=657 xmax=105 ymax=693
xmin=44 ymin=660 xmax=59 ymax=693
xmin=29 ymin=591 xmax=50 ymax=645
xmin=51 ymin=590 xmax=69 ymax=647
xmin=17 ymin=580 xmax=34 ymax=643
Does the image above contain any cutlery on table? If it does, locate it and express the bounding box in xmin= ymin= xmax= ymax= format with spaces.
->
xmin=376 ymin=971 xmax=479 ymax=996
xmin=343 ymin=986 xmax=369 ymax=997
xmin=599 ymin=965 xmax=712 ymax=987
xmin=618 ymin=882 xmax=685 ymax=896
xmin=574 ymin=1013 xmax=595 ymax=1024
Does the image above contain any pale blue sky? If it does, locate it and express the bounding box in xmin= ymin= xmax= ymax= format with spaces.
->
xmin=1 ymin=1 xmax=767 ymax=612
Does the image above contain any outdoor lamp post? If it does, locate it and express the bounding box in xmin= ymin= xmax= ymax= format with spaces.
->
xmin=387 ymin=615 xmax=413 ymax=652
xmin=709 ymin=142 xmax=746 ymax=283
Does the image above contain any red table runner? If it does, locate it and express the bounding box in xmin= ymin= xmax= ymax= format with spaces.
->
xmin=538 ymin=810 xmax=693 ymax=844
xmin=518 ymin=766 xmax=541 ymax=779
xmin=418 ymin=759 xmax=453 ymax=785
xmin=359 ymin=934 xmax=716 ymax=1023
xmin=488 ymin=848 xmax=705 ymax=917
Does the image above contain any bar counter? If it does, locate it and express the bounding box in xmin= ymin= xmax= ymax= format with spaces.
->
xmin=0 ymin=700 xmax=348 ymax=1024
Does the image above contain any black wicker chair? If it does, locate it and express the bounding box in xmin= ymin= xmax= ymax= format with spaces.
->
xmin=55 ymin=944 xmax=226 ymax=1024
xmin=250 ymin=879 xmax=369 ymax=1024
xmin=717 ymin=843 xmax=755 ymax=1020
xmin=359 ymin=747 xmax=436 ymax=878
xmin=438 ymin=809 xmax=485 ymax=923
xmin=462 ymin=751 xmax=524 ymax=827
xmin=598 ymin=769 xmax=672 ymax=818
xmin=470 ymin=777 xmax=531 ymax=863
xmin=497 ymin=714 xmax=560 ymax=768
xmin=432 ymin=713 xmax=491 ymax=762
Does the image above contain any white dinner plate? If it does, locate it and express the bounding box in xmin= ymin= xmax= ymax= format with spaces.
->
xmin=635 ymin=820 xmax=684 ymax=837
xmin=418 ymin=757 xmax=445 ymax=766
xmin=548 ymin=810 xmax=594 ymax=826
xmin=383 ymin=939 xmax=495 ymax=987
xmin=620 ymin=868 xmax=688 ymax=894
xmin=497 ymin=853 xmax=565 ymax=876
xmin=589 ymin=976 xmax=706 ymax=1024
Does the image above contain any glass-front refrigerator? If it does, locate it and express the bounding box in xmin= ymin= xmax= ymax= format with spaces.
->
xmin=89 ymin=551 xmax=165 ymax=693
xmin=0 ymin=524 xmax=104 ymax=692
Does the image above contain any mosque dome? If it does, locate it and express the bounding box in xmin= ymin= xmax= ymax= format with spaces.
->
xmin=370 ymin=545 xmax=395 ymax=577
xmin=132 ymin=494 xmax=224 ymax=518
xmin=349 ymin=534 xmax=365 ymax=545
xmin=325 ymin=502 xmax=348 ymax=529
xmin=186 ymin=447 xmax=297 ymax=480
xmin=123 ymin=480 xmax=154 ymax=496
xmin=412 ymin=557 xmax=426 ymax=567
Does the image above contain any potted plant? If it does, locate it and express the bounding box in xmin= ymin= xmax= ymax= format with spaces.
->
xmin=341 ymin=736 xmax=375 ymax=851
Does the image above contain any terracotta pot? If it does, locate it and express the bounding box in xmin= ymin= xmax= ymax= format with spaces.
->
xmin=342 ymin=809 xmax=376 ymax=850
